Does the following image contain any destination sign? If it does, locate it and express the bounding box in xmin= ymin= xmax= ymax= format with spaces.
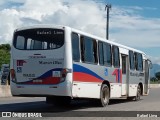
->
xmin=36 ymin=29 xmax=64 ymax=35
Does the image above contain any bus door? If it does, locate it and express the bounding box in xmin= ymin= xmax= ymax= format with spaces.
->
xmin=144 ymin=60 xmax=149 ymax=94
xmin=121 ymin=54 xmax=129 ymax=96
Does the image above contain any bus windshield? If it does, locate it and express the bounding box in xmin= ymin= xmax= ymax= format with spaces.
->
xmin=13 ymin=28 xmax=64 ymax=50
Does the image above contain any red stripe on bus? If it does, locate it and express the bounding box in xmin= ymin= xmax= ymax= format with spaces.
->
xmin=73 ymin=72 xmax=102 ymax=83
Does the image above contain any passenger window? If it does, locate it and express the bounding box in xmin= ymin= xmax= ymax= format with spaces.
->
xmin=135 ymin=52 xmax=143 ymax=71
xmin=103 ymin=43 xmax=112 ymax=66
xmin=113 ymin=46 xmax=120 ymax=68
xmin=122 ymin=55 xmax=126 ymax=74
xmin=81 ymin=35 xmax=97 ymax=64
xmin=72 ymin=33 xmax=80 ymax=62
xmin=98 ymin=42 xmax=104 ymax=65
xmin=129 ymin=51 xmax=135 ymax=70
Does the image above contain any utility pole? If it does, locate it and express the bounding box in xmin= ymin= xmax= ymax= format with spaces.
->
xmin=105 ymin=4 xmax=111 ymax=40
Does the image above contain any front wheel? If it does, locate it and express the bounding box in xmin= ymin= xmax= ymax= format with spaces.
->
xmin=100 ymin=84 xmax=110 ymax=107
xmin=134 ymin=85 xmax=141 ymax=101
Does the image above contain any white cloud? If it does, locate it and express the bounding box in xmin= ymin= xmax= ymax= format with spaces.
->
xmin=0 ymin=0 xmax=160 ymax=63
xmin=109 ymin=6 xmax=160 ymax=49
xmin=0 ymin=0 xmax=106 ymax=44
xmin=0 ymin=8 xmax=22 ymax=43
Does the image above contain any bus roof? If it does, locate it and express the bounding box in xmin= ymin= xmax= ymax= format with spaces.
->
xmin=15 ymin=24 xmax=65 ymax=32
xmin=15 ymin=24 xmax=147 ymax=57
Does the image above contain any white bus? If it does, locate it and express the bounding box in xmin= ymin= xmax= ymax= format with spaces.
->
xmin=10 ymin=25 xmax=151 ymax=107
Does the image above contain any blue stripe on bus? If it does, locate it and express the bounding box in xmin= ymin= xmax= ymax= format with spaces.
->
xmin=73 ymin=64 xmax=104 ymax=81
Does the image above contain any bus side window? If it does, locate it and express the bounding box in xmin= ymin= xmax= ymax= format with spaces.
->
xmin=129 ymin=50 xmax=135 ymax=70
xmin=113 ymin=46 xmax=120 ymax=68
xmin=98 ymin=41 xmax=104 ymax=65
xmin=72 ymin=33 xmax=80 ymax=62
xmin=81 ymin=36 xmax=97 ymax=64
xmin=138 ymin=53 xmax=143 ymax=71
xmin=135 ymin=53 xmax=143 ymax=71
xmin=103 ymin=43 xmax=112 ymax=66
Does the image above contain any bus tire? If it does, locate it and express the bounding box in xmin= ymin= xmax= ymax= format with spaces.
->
xmin=100 ymin=84 xmax=110 ymax=107
xmin=134 ymin=85 xmax=141 ymax=101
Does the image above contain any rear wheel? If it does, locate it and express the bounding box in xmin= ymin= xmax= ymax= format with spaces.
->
xmin=100 ymin=84 xmax=110 ymax=107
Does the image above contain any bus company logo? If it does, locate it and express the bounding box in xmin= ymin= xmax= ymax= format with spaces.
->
xmin=2 ymin=112 xmax=11 ymax=117
xmin=2 ymin=112 xmax=42 ymax=118
xmin=17 ymin=60 xmax=26 ymax=66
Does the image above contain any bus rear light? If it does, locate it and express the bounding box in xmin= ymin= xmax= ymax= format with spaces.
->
xmin=60 ymin=68 xmax=68 ymax=83
xmin=52 ymin=69 xmax=67 ymax=83
xmin=61 ymin=69 xmax=67 ymax=78
xmin=11 ymin=69 xmax=16 ymax=82
xmin=61 ymin=68 xmax=68 ymax=78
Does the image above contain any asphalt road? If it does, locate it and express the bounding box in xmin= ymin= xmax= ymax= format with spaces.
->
xmin=0 ymin=88 xmax=160 ymax=119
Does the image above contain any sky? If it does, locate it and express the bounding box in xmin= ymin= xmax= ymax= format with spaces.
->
xmin=0 ymin=0 xmax=160 ymax=64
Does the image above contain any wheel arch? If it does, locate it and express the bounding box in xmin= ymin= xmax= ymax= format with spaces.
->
xmin=138 ymin=82 xmax=143 ymax=95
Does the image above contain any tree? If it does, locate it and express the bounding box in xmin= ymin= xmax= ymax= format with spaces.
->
xmin=0 ymin=44 xmax=11 ymax=51
xmin=155 ymin=72 xmax=160 ymax=80
xmin=150 ymin=77 xmax=158 ymax=82
xmin=0 ymin=44 xmax=11 ymax=68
